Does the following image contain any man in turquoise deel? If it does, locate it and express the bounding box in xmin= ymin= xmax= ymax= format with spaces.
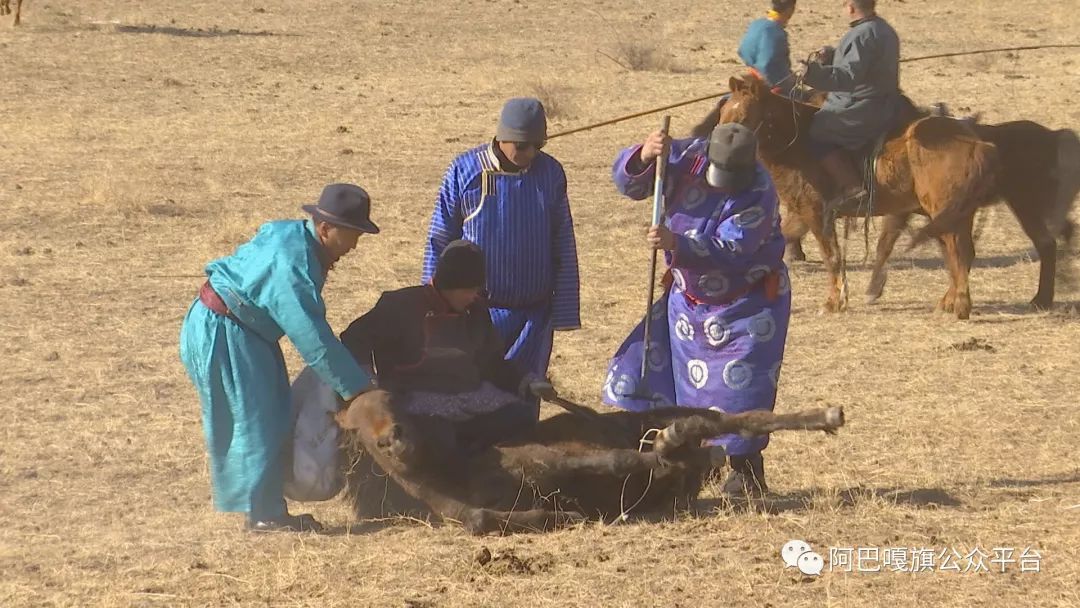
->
xmin=179 ymin=183 xmax=380 ymax=533
xmin=737 ymin=0 xmax=799 ymax=96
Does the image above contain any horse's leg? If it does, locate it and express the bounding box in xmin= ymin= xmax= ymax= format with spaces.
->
xmin=786 ymin=238 xmax=808 ymax=262
xmin=937 ymin=220 xmax=975 ymax=320
xmin=866 ymin=213 xmax=911 ymax=304
xmin=500 ymin=444 xmax=667 ymax=477
xmin=934 ymin=235 xmax=958 ymax=314
xmin=1061 ymin=220 xmax=1076 ymax=248
xmin=13 ymin=0 xmax=19 ymax=25
xmin=1011 ymin=205 xmax=1057 ymax=310
xmin=780 ymin=202 xmax=809 ymax=263
xmin=650 ymin=407 xmax=846 ymax=458
xmin=0 ymin=0 xmax=9 ymax=17
xmin=463 ymin=507 xmax=584 ymax=535
xmin=807 ymin=219 xmax=846 ymax=313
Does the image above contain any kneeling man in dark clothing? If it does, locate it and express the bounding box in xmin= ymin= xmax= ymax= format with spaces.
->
xmin=340 ymin=239 xmax=556 ymax=460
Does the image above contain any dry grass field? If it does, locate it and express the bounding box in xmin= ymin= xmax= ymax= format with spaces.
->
xmin=2 ymin=1 xmax=1079 ymax=606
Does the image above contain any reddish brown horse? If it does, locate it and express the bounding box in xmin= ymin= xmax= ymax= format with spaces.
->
xmin=0 ymin=0 xmax=23 ymax=26
xmin=863 ymin=120 xmax=1080 ymax=310
xmin=697 ymin=76 xmax=998 ymax=319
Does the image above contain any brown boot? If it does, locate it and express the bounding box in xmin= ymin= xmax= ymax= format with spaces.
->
xmin=820 ymin=150 xmax=869 ymax=231
xmin=721 ymin=453 xmax=768 ymax=502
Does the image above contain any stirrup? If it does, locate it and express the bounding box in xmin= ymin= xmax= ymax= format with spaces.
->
xmin=822 ymin=188 xmax=869 ymax=237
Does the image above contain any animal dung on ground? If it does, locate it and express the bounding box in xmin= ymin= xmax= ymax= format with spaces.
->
xmin=473 ymin=546 xmax=492 ymax=566
xmin=948 ymin=337 xmax=996 ymax=353
xmin=477 ymin=548 xmax=555 ymax=576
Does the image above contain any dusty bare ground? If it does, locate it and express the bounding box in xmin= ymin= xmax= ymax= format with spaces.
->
xmin=2 ymin=1 xmax=1079 ymax=606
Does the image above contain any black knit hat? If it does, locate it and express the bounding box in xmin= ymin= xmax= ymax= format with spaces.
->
xmin=433 ymin=240 xmax=486 ymax=290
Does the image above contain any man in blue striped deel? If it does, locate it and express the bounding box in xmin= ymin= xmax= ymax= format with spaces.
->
xmin=422 ymin=98 xmax=580 ymax=418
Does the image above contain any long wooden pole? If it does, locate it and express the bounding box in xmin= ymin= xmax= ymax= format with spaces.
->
xmin=546 ymin=43 xmax=1080 ymax=140
xmin=638 ymin=115 xmax=671 ymax=390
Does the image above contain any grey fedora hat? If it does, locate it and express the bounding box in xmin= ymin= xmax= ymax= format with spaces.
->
xmin=301 ymin=183 xmax=380 ymax=234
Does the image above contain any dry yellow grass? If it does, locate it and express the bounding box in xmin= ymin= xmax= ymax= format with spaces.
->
xmin=1 ymin=1 xmax=1079 ymax=606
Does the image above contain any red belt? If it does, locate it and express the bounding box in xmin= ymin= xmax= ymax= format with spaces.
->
xmin=670 ymin=270 xmax=781 ymax=307
xmin=199 ymin=281 xmax=234 ymax=318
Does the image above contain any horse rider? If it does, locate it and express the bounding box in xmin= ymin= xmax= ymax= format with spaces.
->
xmin=738 ymin=0 xmax=801 ymax=98
xmin=800 ymin=0 xmax=901 ymax=220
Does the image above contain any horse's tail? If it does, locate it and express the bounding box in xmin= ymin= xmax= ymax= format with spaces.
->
xmin=1052 ymin=128 xmax=1080 ymax=243
xmin=905 ymin=117 xmax=1000 ymax=248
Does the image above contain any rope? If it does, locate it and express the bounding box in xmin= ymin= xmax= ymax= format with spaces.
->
xmin=549 ymin=92 xmax=725 ymax=140
xmin=547 ymin=43 xmax=1080 ymax=140
xmin=612 ymin=427 xmax=663 ymax=524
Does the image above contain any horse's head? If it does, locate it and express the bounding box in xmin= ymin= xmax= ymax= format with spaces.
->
xmin=719 ymin=75 xmax=772 ymax=131
xmin=718 ymin=75 xmax=807 ymax=158
xmin=336 ymin=388 xmax=418 ymax=468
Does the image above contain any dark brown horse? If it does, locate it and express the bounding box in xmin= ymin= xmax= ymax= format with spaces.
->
xmin=336 ymin=389 xmax=845 ymax=534
xmin=863 ymin=120 xmax=1080 ymax=310
xmin=694 ymin=76 xmax=998 ymax=319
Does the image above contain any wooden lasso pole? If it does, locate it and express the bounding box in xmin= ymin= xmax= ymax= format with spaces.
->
xmin=546 ymin=43 xmax=1080 ymax=140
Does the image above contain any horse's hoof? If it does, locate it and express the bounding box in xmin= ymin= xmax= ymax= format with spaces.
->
xmin=1029 ymin=297 xmax=1053 ymax=312
xmin=825 ymin=406 xmax=845 ymax=429
xmin=866 ymin=277 xmax=886 ymax=304
xmin=954 ymin=301 xmax=972 ymax=320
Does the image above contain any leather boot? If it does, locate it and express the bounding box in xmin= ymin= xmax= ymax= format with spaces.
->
xmin=246 ymin=512 xmax=325 ymax=533
xmin=820 ymin=149 xmax=869 ymax=225
xmin=721 ymin=452 xmax=768 ymax=500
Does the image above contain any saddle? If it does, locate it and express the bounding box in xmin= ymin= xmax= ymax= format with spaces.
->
xmin=849 ymin=94 xmax=929 ymax=217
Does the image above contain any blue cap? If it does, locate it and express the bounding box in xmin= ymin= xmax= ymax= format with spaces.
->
xmin=495 ymin=97 xmax=547 ymax=143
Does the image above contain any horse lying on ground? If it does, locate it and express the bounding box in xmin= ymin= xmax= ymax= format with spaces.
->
xmin=863 ymin=118 xmax=1080 ymax=310
xmin=693 ymin=76 xmax=1000 ymax=319
xmin=336 ymin=390 xmax=845 ymax=535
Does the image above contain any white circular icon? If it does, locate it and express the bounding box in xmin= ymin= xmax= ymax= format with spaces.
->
xmin=703 ymin=315 xmax=731 ymax=347
xmin=687 ymin=359 xmax=709 ymax=389
xmin=798 ymin=551 xmax=825 ymax=576
xmin=722 ymin=359 xmax=754 ymax=390
xmin=781 ymin=539 xmax=812 ymax=568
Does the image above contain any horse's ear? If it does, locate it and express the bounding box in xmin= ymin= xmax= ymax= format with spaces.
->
xmin=729 ymin=76 xmax=746 ymax=93
xmin=748 ymin=76 xmax=767 ymax=97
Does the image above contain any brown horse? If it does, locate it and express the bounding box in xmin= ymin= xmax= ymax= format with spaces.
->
xmin=0 ymin=0 xmax=23 ymax=26
xmin=696 ymin=76 xmax=998 ymax=319
xmin=864 ymin=120 xmax=1080 ymax=310
xmin=336 ymin=389 xmax=845 ymax=534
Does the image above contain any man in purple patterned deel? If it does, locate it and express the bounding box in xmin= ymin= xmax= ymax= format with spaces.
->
xmin=602 ymin=122 xmax=792 ymax=501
